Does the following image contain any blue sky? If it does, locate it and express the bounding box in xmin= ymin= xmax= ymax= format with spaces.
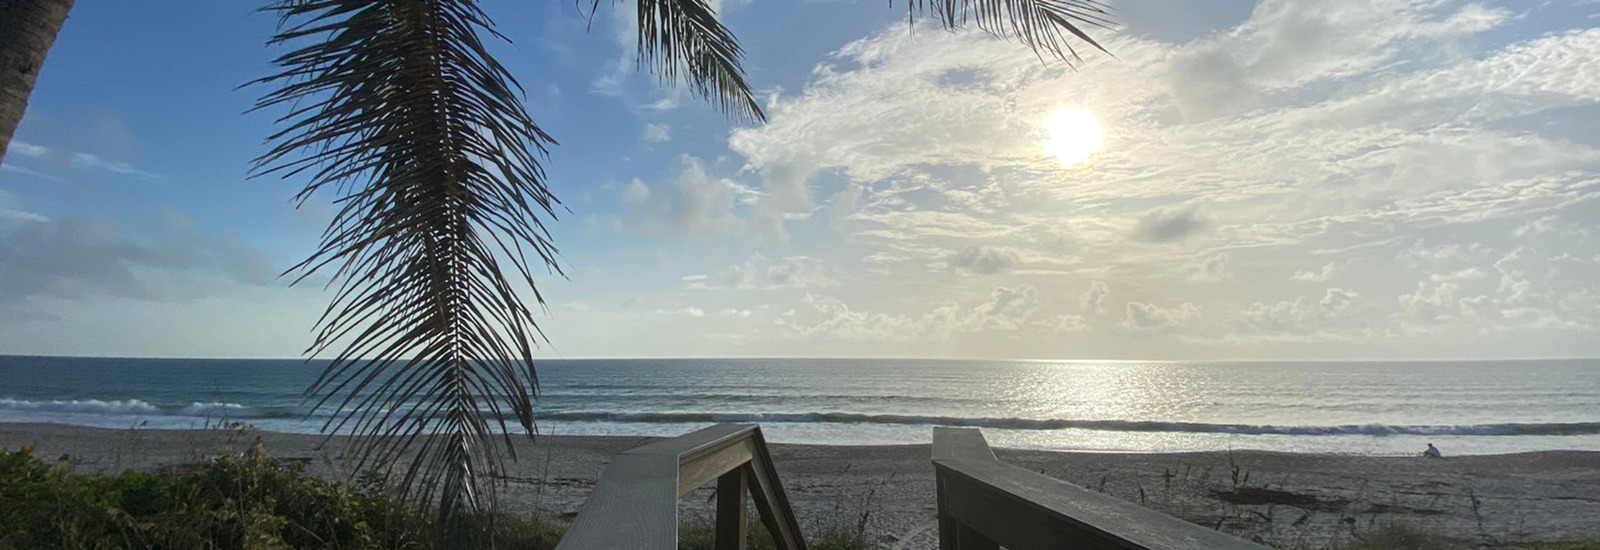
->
xmin=2 ymin=0 xmax=1599 ymax=360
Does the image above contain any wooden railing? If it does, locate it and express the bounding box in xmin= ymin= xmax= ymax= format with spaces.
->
xmin=556 ymin=423 xmax=806 ymax=550
xmin=932 ymin=427 xmax=1269 ymax=550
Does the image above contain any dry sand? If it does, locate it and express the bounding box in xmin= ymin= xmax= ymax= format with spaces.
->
xmin=3 ymin=422 xmax=1598 ymax=548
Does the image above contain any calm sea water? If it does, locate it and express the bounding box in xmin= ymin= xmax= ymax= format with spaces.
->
xmin=1 ymin=356 xmax=1597 ymax=455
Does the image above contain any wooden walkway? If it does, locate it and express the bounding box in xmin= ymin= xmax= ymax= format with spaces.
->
xmin=555 ymin=423 xmax=805 ymax=549
xmin=933 ymin=427 xmax=1268 ymax=549
xmin=557 ymin=423 xmax=1270 ymax=549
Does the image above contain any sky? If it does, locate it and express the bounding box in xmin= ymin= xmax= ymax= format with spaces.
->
xmin=1 ymin=0 xmax=1598 ymax=360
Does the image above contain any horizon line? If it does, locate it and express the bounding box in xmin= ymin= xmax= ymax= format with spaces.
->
xmin=2 ymin=353 xmax=1598 ymax=364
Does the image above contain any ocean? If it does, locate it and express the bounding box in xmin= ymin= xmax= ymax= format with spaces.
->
xmin=1 ymin=356 xmax=1597 ymax=456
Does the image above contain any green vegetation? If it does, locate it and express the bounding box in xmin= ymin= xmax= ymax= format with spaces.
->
xmin=1327 ymin=523 xmax=1469 ymax=550
xmin=0 ymin=445 xmax=563 ymax=549
xmin=676 ymin=510 xmax=873 ymax=550
xmin=1319 ymin=523 xmax=1600 ymax=550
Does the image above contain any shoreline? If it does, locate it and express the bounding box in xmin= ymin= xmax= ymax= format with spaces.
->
xmin=4 ymin=422 xmax=1599 ymax=548
xmin=8 ymin=416 xmax=1594 ymax=457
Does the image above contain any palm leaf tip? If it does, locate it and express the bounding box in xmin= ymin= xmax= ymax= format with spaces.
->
xmin=899 ymin=0 xmax=1114 ymax=62
xmin=635 ymin=0 xmax=766 ymax=122
xmin=250 ymin=0 xmax=557 ymax=526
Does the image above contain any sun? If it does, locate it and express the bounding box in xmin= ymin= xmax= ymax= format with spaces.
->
xmin=1041 ymin=107 xmax=1103 ymax=167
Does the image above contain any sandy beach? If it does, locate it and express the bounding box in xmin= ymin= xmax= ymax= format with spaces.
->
xmin=3 ymin=422 xmax=1598 ymax=548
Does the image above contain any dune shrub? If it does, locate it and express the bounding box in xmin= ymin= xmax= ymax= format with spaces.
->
xmin=0 ymin=445 xmax=562 ymax=549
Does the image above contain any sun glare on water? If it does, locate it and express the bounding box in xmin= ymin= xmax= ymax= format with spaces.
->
xmin=1041 ymin=106 xmax=1103 ymax=167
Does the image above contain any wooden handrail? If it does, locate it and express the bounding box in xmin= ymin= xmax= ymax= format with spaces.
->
xmin=557 ymin=423 xmax=807 ymax=550
xmin=932 ymin=427 xmax=1269 ymax=550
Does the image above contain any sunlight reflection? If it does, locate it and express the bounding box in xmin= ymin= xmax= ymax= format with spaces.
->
xmin=1016 ymin=362 xmax=1203 ymax=448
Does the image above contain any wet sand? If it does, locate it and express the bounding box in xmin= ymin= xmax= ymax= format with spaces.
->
xmin=3 ymin=422 xmax=1597 ymax=548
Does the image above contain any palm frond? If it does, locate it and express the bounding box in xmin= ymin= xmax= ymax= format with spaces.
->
xmin=250 ymin=0 xmax=558 ymax=524
xmin=899 ymin=0 xmax=1113 ymax=62
xmin=632 ymin=0 xmax=764 ymax=122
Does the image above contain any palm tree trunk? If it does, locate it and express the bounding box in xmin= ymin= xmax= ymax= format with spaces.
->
xmin=0 ymin=0 xmax=75 ymax=163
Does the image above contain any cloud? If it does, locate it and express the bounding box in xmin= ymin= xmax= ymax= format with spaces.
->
xmin=1512 ymin=214 xmax=1593 ymax=239
xmin=1079 ymin=280 xmax=1110 ymax=314
xmin=0 ymin=163 xmax=63 ymax=182
xmin=4 ymin=140 xmax=162 ymax=180
xmin=1168 ymin=0 xmax=1512 ymax=120
xmin=1397 ymin=280 xmax=1461 ymax=323
xmin=947 ymin=245 xmax=1020 ymax=274
xmin=789 ymin=294 xmax=921 ymax=342
xmin=1377 ymin=244 xmax=1600 ymax=337
xmin=688 ymin=254 xmax=842 ymax=290
xmin=619 ymin=155 xmax=752 ymax=238
xmin=700 ymin=1 xmax=1600 ymax=357
xmin=1133 ymin=206 xmax=1207 ymax=243
xmin=1493 ymin=246 xmax=1544 ymax=306
xmin=1034 ymin=313 xmax=1089 ymax=333
xmin=654 ymin=306 xmax=706 ymax=317
xmin=7 ymin=141 xmax=49 ymax=158
xmin=726 ymin=254 xmax=762 ymax=288
xmin=0 ymin=189 xmax=47 ymax=223
xmin=1399 ymin=241 xmax=1492 ymax=265
xmin=642 ymin=123 xmax=672 ymax=143
xmin=965 ymin=286 xmax=1040 ymax=331
xmin=827 ymin=183 xmax=864 ymax=226
xmin=0 ymin=217 xmax=147 ymax=303
xmin=1231 ymin=288 xmax=1363 ymax=339
xmin=1292 ymin=262 xmax=1338 ymax=282
xmin=1119 ymin=302 xmax=1203 ymax=333
xmin=1515 ymin=216 xmax=1560 ymax=237
xmin=0 ymin=211 xmax=277 ymax=306
xmin=789 ymin=286 xmax=1043 ymax=341
xmin=622 ymin=179 xmax=652 ymax=203
xmin=766 ymin=256 xmax=842 ymax=288
xmin=1430 ymin=268 xmax=1485 ymax=282
xmin=1192 ymin=252 xmax=1233 ymax=281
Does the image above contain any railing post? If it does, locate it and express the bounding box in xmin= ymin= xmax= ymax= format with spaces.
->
xmin=956 ymin=524 xmax=999 ymax=550
xmin=716 ymin=465 xmax=749 ymax=550
xmin=937 ymin=473 xmax=998 ymax=550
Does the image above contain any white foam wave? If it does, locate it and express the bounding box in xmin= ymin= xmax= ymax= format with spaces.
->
xmin=181 ymin=402 xmax=251 ymax=416
xmin=0 ymin=397 xmax=160 ymax=415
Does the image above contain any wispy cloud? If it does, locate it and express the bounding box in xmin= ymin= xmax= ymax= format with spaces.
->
xmin=5 ymin=140 xmax=163 ymax=180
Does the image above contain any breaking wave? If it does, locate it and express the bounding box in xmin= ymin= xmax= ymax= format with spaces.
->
xmin=4 ymin=396 xmax=1596 ymax=437
xmin=0 ymin=398 xmax=265 ymax=418
xmin=0 ymin=398 xmax=161 ymax=415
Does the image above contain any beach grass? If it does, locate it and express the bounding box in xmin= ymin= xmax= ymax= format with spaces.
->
xmin=1327 ymin=522 xmax=1469 ymax=549
xmin=1319 ymin=522 xmax=1600 ymax=550
xmin=0 ymin=444 xmax=564 ymax=549
xmin=676 ymin=505 xmax=874 ymax=550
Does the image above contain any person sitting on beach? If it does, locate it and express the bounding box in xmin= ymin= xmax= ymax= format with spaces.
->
xmin=1422 ymin=443 xmax=1442 ymax=458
